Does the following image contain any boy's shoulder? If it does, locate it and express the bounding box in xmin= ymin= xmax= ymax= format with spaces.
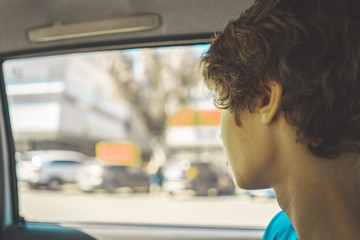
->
xmin=262 ymin=211 xmax=298 ymax=240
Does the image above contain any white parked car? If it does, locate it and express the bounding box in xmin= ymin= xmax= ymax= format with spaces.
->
xmin=17 ymin=150 xmax=88 ymax=190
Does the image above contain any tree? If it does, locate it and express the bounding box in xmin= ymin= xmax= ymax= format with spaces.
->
xmin=102 ymin=47 xmax=200 ymax=162
xmin=102 ymin=46 xmax=201 ymax=156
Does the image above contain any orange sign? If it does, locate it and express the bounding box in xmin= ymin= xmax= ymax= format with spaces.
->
xmin=198 ymin=109 xmax=222 ymax=125
xmin=96 ymin=142 xmax=141 ymax=165
xmin=167 ymin=108 xmax=221 ymax=126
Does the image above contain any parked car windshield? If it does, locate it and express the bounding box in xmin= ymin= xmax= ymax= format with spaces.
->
xmin=4 ymin=45 xmax=280 ymax=226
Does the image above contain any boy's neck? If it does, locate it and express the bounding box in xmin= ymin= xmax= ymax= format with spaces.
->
xmin=274 ymin=153 xmax=360 ymax=240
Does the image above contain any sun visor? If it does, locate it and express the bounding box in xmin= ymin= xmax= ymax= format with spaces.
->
xmin=28 ymin=14 xmax=161 ymax=42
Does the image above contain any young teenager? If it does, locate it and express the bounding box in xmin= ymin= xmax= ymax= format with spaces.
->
xmin=201 ymin=0 xmax=360 ymax=239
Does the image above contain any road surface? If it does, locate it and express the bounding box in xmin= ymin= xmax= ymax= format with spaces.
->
xmin=19 ymin=188 xmax=281 ymax=227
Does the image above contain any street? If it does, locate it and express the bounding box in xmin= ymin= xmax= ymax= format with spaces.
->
xmin=19 ymin=188 xmax=281 ymax=227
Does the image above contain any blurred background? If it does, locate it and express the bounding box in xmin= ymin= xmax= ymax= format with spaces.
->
xmin=3 ymin=45 xmax=279 ymax=226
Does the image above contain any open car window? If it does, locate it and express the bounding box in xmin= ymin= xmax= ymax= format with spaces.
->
xmin=2 ymin=45 xmax=280 ymax=228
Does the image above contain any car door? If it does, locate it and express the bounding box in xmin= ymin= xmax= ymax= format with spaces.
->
xmin=0 ymin=0 xmax=275 ymax=239
xmin=47 ymin=161 xmax=80 ymax=183
xmin=124 ymin=166 xmax=149 ymax=189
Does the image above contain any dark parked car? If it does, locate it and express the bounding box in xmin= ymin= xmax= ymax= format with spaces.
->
xmin=162 ymin=160 xmax=235 ymax=196
xmin=76 ymin=160 xmax=150 ymax=193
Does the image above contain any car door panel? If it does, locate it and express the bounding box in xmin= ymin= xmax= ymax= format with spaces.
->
xmin=3 ymin=222 xmax=265 ymax=240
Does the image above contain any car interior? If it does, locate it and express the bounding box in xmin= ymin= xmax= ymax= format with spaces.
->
xmin=0 ymin=0 xmax=281 ymax=239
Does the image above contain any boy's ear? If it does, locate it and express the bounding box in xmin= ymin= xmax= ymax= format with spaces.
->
xmin=259 ymin=81 xmax=283 ymax=125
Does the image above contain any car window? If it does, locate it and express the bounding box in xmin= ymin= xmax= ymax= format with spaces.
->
xmin=3 ymin=45 xmax=280 ymax=227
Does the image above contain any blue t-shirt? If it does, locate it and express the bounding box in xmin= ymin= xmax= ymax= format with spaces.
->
xmin=262 ymin=211 xmax=298 ymax=240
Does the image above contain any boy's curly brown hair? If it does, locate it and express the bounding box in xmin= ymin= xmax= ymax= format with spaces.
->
xmin=201 ymin=0 xmax=360 ymax=158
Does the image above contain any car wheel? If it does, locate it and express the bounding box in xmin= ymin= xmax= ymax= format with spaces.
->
xmin=29 ymin=183 xmax=39 ymax=190
xmin=105 ymin=183 xmax=117 ymax=193
xmin=133 ymin=184 xmax=150 ymax=193
xmin=48 ymin=179 xmax=61 ymax=191
xmin=193 ymin=183 xmax=209 ymax=196
xmin=81 ymin=189 xmax=95 ymax=193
